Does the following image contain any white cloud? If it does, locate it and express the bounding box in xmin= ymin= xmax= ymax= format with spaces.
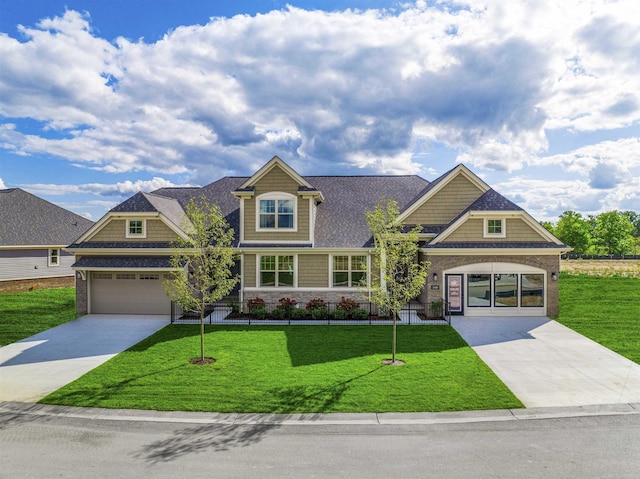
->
xmin=0 ymin=1 xmax=638 ymax=216
xmin=21 ymin=177 xmax=184 ymax=197
xmin=0 ymin=177 xmax=6 ymax=189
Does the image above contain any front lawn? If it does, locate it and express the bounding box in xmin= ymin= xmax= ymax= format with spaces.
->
xmin=41 ymin=325 xmax=523 ymax=413
xmin=556 ymin=273 xmax=640 ymax=364
xmin=0 ymin=287 xmax=78 ymax=346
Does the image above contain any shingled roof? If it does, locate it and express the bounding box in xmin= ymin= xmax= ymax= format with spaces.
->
xmin=0 ymin=188 xmax=94 ymax=247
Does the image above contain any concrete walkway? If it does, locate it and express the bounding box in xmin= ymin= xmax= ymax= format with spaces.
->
xmin=0 ymin=314 xmax=170 ymax=402
xmin=451 ymin=317 xmax=640 ymax=408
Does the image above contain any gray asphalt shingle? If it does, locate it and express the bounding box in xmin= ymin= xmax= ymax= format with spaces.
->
xmin=0 ymin=188 xmax=94 ymax=247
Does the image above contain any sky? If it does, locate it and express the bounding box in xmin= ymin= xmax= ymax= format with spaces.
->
xmin=1 ymin=0 xmax=639 ymax=222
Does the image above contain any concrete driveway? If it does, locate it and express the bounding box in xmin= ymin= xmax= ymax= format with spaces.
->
xmin=452 ymin=317 xmax=640 ymax=408
xmin=0 ymin=314 xmax=170 ymax=402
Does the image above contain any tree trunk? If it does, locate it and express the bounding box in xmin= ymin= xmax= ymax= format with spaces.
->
xmin=200 ymin=297 xmax=205 ymax=361
xmin=392 ymin=311 xmax=397 ymax=362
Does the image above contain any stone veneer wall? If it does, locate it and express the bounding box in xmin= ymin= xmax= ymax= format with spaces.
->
xmin=0 ymin=276 xmax=75 ymax=294
xmin=421 ymin=254 xmax=561 ymax=317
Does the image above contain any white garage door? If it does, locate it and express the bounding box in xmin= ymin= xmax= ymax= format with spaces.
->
xmin=91 ymin=272 xmax=171 ymax=315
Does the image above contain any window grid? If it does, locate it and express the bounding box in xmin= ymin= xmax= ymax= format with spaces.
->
xmin=260 ymin=255 xmax=295 ymax=287
xmin=258 ymin=198 xmax=295 ymax=229
xmin=333 ymin=255 xmax=367 ymax=287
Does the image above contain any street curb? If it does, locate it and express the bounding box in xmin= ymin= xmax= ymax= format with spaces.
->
xmin=1 ymin=401 xmax=639 ymax=426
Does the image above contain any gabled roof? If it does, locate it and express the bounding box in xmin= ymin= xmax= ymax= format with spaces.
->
xmin=0 ymin=188 xmax=94 ymax=247
xmin=397 ymin=163 xmax=489 ymax=222
xmin=237 ymin=155 xmax=314 ymax=191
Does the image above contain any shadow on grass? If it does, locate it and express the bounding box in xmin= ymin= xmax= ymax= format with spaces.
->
xmin=136 ymin=421 xmax=279 ymax=464
xmin=283 ymin=325 xmax=464 ymax=366
xmin=39 ymin=364 xmax=186 ymax=407
xmin=268 ymin=366 xmax=384 ymax=413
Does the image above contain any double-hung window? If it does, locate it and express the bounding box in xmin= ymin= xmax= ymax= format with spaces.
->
xmin=260 ymin=255 xmax=295 ymax=287
xmin=332 ymin=255 xmax=367 ymax=287
xmin=48 ymin=248 xmax=60 ymax=267
xmin=258 ymin=194 xmax=295 ymax=230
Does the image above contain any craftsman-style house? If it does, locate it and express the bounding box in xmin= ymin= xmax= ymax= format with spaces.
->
xmin=68 ymin=156 xmax=569 ymax=317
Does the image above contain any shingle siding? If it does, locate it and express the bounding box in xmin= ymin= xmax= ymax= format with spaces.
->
xmin=243 ymin=254 xmax=256 ymax=288
xmin=90 ymin=219 xmax=178 ymax=242
xmin=442 ymin=218 xmax=547 ymax=243
xmin=298 ymin=254 xmax=329 ymax=287
xmin=405 ymin=175 xmax=484 ymax=225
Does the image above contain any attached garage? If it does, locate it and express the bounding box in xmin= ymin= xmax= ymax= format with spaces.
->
xmin=73 ymin=256 xmax=174 ymax=315
xmin=90 ymin=272 xmax=171 ymax=315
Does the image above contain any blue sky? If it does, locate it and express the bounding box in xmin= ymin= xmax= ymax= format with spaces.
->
xmin=1 ymin=0 xmax=639 ymax=221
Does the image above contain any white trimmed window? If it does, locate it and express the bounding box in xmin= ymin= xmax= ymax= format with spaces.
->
xmin=257 ymin=193 xmax=296 ymax=230
xmin=126 ymin=219 xmax=146 ymax=238
xmin=332 ymin=255 xmax=367 ymax=287
xmin=484 ymin=218 xmax=506 ymax=238
xmin=48 ymin=248 xmax=60 ymax=267
xmin=260 ymin=255 xmax=295 ymax=287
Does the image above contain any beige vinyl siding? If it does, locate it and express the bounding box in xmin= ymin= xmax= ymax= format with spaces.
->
xmin=90 ymin=219 xmax=178 ymax=242
xmin=298 ymin=254 xmax=329 ymax=287
xmin=243 ymin=254 xmax=256 ymax=288
xmin=405 ymin=175 xmax=484 ymax=225
xmin=443 ymin=218 xmax=547 ymax=242
xmin=243 ymin=164 xmax=311 ymax=241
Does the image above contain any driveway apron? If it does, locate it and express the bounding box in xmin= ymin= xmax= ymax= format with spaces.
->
xmin=0 ymin=314 xmax=170 ymax=402
xmin=452 ymin=317 xmax=640 ymax=408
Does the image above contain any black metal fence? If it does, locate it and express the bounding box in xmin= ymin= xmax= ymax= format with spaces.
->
xmin=562 ymin=254 xmax=640 ymax=260
xmin=171 ymin=298 xmax=451 ymax=325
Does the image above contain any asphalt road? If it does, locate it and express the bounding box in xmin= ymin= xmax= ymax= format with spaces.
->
xmin=1 ymin=411 xmax=639 ymax=478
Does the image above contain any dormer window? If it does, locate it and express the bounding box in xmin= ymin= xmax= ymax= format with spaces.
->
xmin=484 ymin=218 xmax=506 ymax=238
xmin=126 ymin=219 xmax=146 ymax=238
xmin=257 ymin=193 xmax=296 ymax=231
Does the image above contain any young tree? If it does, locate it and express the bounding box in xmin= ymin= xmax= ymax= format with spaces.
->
xmin=365 ymin=198 xmax=430 ymax=365
xmin=163 ymin=196 xmax=238 ymax=364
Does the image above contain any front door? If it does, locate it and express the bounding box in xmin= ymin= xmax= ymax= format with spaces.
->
xmin=446 ymin=274 xmax=464 ymax=315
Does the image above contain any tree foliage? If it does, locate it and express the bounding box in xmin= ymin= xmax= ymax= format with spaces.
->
xmin=365 ymin=198 xmax=430 ymax=363
xmin=163 ymin=196 xmax=238 ymax=362
xmin=547 ymin=209 xmax=639 ymax=255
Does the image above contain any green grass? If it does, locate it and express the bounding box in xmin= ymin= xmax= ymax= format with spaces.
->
xmin=557 ymin=273 xmax=640 ymax=364
xmin=41 ymin=325 xmax=523 ymax=413
xmin=0 ymin=288 xmax=78 ymax=346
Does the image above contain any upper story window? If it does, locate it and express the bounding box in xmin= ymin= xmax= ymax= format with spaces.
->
xmin=257 ymin=193 xmax=296 ymax=231
xmin=484 ymin=218 xmax=505 ymax=238
xmin=126 ymin=219 xmax=146 ymax=238
xmin=48 ymin=248 xmax=60 ymax=267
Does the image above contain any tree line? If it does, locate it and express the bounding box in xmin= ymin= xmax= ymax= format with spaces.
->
xmin=541 ymin=210 xmax=640 ymax=256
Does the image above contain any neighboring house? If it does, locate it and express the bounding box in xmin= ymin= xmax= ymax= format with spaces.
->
xmin=68 ymin=156 xmax=570 ymax=317
xmin=0 ymin=188 xmax=94 ymax=293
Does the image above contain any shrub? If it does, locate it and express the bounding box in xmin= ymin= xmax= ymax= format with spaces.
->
xmin=226 ymin=298 xmax=240 ymax=313
xmin=351 ymin=307 xmax=368 ymax=320
xmin=251 ymin=307 xmax=268 ymax=320
xmin=332 ymin=308 xmax=349 ymax=320
xmin=278 ymin=297 xmax=297 ymax=310
xmin=306 ymin=298 xmax=326 ymax=311
xmin=336 ymin=296 xmax=359 ymax=312
xmin=311 ymin=308 xmax=329 ymax=321
xmin=247 ymin=297 xmax=265 ymax=313
xmin=290 ymin=308 xmax=308 ymax=320
xmin=270 ymin=307 xmax=288 ymax=320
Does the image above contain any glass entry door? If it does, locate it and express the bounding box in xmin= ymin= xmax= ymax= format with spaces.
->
xmin=446 ymin=274 xmax=464 ymax=315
